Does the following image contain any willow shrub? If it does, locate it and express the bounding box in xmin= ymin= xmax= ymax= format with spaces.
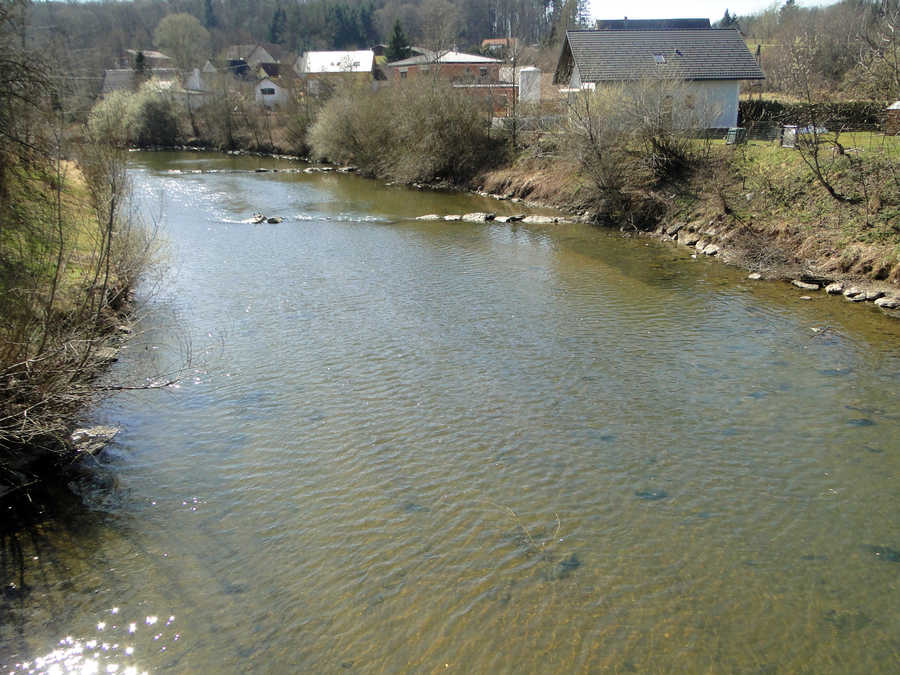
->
xmin=88 ymin=82 xmax=180 ymax=148
xmin=308 ymin=80 xmax=504 ymax=184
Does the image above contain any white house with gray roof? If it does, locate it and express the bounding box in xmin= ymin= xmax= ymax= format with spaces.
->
xmin=554 ymin=29 xmax=764 ymax=128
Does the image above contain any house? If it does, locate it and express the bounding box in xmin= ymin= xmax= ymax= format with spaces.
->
xmin=885 ymin=101 xmax=900 ymax=135
xmin=222 ymin=44 xmax=280 ymax=78
xmin=385 ymin=51 xmax=501 ymax=83
xmin=481 ymin=37 xmax=519 ymax=55
xmin=116 ymin=49 xmax=173 ymax=69
xmin=553 ymin=28 xmax=764 ymax=128
xmin=295 ymin=50 xmax=376 ymax=76
xmin=294 ymin=50 xmax=380 ymax=94
xmin=595 ymin=18 xmax=711 ymax=30
xmin=255 ymin=76 xmax=293 ymax=108
xmin=101 ymin=68 xmax=179 ymax=94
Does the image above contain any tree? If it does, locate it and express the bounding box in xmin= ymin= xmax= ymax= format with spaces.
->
xmin=420 ymin=0 xmax=460 ymax=60
xmin=268 ymin=5 xmax=287 ymax=44
xmin=153 ymin=13 xmax=210 ymax=73
xmin=387 ymin=19 xmax=410 ymax=61
xmin=132 ymin=50 xmax=148 ymax=90
xmin=855 ymin=5 xmax=900 ymax=100
xmin=203 ymin=0 xmax=218 ymax=30
xmin=718 ymin=10 xmax=739 ymax=29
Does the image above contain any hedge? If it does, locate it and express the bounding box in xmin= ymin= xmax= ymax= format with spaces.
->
xmin=738 ymin=100 xmax=888 ymax=130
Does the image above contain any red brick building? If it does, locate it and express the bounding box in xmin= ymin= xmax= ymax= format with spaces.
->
xmin=385 ymin=51 xmax=501 ymax=83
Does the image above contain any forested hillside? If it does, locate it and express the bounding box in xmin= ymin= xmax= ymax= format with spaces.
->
xmin=728 ymin=0 xmax=898 ymax=99
xmin=22 ymin=0 xmax=586 ymax=78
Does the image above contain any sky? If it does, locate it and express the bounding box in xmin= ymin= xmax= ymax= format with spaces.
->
xmin=589 ymin=0 xmax=842 ymax=23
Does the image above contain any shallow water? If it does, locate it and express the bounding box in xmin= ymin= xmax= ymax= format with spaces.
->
xmin=2 ymin=152 xmax=899 ymax=673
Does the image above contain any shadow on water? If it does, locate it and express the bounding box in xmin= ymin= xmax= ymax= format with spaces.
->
xmin=0 ymin=464 xmax=122 ymax=660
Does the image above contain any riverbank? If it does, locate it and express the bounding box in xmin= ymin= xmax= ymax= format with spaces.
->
xmin=0 ymin=157 xmax=155 ymax=510
xmin=475 ymin=140 xmax=900 ymax=317
xmin=118 ymin=145 xmax=900 ymax=319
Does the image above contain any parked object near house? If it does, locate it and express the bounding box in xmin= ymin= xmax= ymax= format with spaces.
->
xmin=554 ymin=28 xmax=764 ymax=129
xmin=386 ymin=51 xmax=501 ymax=83
xmin=886 ymin=101 xmax=900 ymax=136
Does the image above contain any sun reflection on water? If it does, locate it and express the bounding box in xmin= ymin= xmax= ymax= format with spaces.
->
xmin=4 ymin=609 xmax=176 ymax=675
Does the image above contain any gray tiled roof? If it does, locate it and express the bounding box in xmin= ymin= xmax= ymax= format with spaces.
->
xmin=562 ymin=29 xmax=764 ymax=83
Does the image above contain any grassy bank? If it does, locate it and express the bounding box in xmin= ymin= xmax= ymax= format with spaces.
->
xmin=480 ymin=129 xmax=900 ymax=290
xmin=0 ymin=151 xmax=156 ymax=503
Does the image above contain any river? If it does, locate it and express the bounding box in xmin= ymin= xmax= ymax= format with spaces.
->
xmin=2 ymin=152 xmax=899 ymax=673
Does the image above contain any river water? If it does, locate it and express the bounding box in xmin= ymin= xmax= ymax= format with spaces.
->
xmin=2 ymin=152 xmax=899 ymax=673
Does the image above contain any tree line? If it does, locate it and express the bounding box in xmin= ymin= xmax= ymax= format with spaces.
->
xmin=722 ymin=0 xmax=899 ymax=100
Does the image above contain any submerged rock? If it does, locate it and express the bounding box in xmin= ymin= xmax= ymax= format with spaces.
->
xmin=415 ymin=214 xmax=441 ymax=221
xmin=556 ymin=553 xmax=581 ymax=579
xmin=748 ymin=272 xmax=763 ymax=280
xmin=792 ymin=279 xmax=819 ymax=290
xmin=865 ymin=545 xmax=900 ymax=562
xmin=71 ymin=426 xmax=120 ymax=456
xmin=266 ymin=217 xmax=283 ymax=224
xmin=635 ymin=489 xmax=668 ymax=501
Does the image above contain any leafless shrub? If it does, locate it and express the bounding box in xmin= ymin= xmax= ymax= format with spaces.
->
xmin=564 ymin=76 xmax=721 ymax=225
xmin=308 ymin=80 xmax=503 ymax=184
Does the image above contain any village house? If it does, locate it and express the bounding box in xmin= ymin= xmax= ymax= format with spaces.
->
xmin=553 ymin=28 xmax=764 ymax=129
xmin=385 ymin=51 xmax=501 ymax=83
xmin=294 ymin=50 xmax=380 ymax=95
xmin=594 ymin=18 xmax=711 ymax=30
xmin=101 ymin=67 xmax=179 ymax=94
xmin=222 ymin=44 xmax=281 ymax=78
xmin=480 ymin=37 xmax=519 ymax=57
xmin=254 ymin=63 xmax=295 ymax=107
xmin=115 ymin=49 xmax=173 ymax=69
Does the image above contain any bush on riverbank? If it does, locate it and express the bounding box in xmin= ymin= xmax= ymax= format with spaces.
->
xmin=562 ymin=79 xmax=720 ymax=226
xmin=88 ymin=83 xmax=181 ymax=148
xmin=2 ymin=29 xmax=160 ymax=501
xmin=308 ymin=81 xmax=505 ymax=184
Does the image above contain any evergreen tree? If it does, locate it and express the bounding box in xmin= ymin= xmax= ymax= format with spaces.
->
xmin=387 ymin=19 xmax=410 ymax=61
xmin=133 ymin=50 xmax=148 ymax=90
xmin=268 ymin=6 xmax=287 ymax=44
xmin=718 ymin=9 xmax=738 ymax=29
xmin=203 ymin=0 xmax=217 ymax=30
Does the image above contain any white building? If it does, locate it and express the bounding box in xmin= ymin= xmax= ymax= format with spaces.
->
xmin=255 ymin=77 xmax=290 ymax=107
xmin=553 ymin=28 xmax=764 ymax=128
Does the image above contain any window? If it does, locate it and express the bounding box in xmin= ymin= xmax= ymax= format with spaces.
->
xmin=653 ymin=53 xmax=666 ymax=64
xmin=261 ymin=87 xmax=276 ymax=95
xmin=479 ymin=67 xmax=488 ymax=78
xmin=400 ymin=69 xmax=407 ymax=79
